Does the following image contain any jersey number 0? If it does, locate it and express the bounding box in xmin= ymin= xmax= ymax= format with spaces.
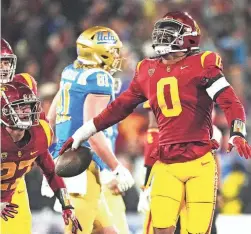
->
xmin=157 ymin=76 xmax=182 ymax=117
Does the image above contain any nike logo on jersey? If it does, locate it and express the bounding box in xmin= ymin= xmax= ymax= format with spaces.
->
xmin=180 ymin=66 xmax=189 ymax=70
xmin=30 ymin=150 xmax=39 ymax=155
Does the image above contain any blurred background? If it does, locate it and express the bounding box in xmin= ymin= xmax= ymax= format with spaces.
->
xmin=2 ymin=0 xmax=251 ymax=233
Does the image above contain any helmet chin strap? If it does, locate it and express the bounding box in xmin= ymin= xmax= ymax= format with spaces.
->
xmin=154 ymin=45 xmax=199 ymax=57
xmin=154 ymin=45 xmax=188 ymax=56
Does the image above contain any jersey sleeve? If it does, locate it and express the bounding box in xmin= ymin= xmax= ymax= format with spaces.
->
xmin=200 ymin=51 xmax=230 ymax=101
xmin=200 ymin=52 xmax=246 ymax=126
xmin=14 ymin=73 xmax=38 ymax=95
xmin=201 ymin=51 xmax=223 ymax=70
xmin=36 ymin=150 xmax=65 ymax=192
xmin=77 ymin=70 xmax=113 ymax=96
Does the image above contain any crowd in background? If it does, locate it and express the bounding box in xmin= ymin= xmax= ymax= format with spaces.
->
xmin=2 ymin=0 xmax=251 ymax=232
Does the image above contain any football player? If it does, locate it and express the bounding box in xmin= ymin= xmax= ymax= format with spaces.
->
xmin=43 ymin=26 xmax=133 ymax=234
xmin=0 ymin=38 xmax=49 ymax=233
xmin=0 ymin=82 xmax=82 ymax=234
xmin=1 ymin=39 xmax=38 ymax=94
xmin=60 ymin=11 xmax=251 ymax=234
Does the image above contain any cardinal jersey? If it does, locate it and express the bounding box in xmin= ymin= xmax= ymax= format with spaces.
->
xmin=1 ymin=119 xmax=53 ymax=202
xmin=138 ymin=52 xmax=223 ymax=143
xmin=139 ymin=51 xmax=224 ymax=162
xmin=54 ymin=64 xmax=117 ymax=169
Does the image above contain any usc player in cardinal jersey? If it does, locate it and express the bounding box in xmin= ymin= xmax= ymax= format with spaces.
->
xmin=0 ymin=38 xmax=50 ymax=233
xmin=0 ymin=82 xmax=82 ymax=234
xmin=61 ymin=11 xmax=251 ymax=234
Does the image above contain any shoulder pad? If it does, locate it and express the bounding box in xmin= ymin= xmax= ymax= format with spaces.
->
xmin=15 ymin=73 xmax=38 ymax=94
xmin=200 ymin=51 xmax=223 ymax=70
xmin=85 ymin=68 xmax=112 ymax=80
xmin=136 ymin=58 xmax=159 ymax=73
xmin=39 ymin=119 xmax=53 ymax=147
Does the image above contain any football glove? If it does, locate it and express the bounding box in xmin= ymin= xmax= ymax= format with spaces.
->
xmin=59 ymin=120 xmax=97 ymax=154
xmin=1 ymin=202 xmax=19 ymax=221
xmin=227 ymin=136 xmax=251 ymax=159
xmin=112 ymin=164 xmax=134 ymax=193
xmin=55 ymin=188 xmax=82 ymax=233
xmin=137 ymin=187 xmax=151 ymax=214
xmin=62 ymin=208 xmax=82 ymax=234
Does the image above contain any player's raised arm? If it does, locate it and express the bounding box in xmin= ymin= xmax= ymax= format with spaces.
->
xmin=202 ymin=52 xmax=251 ymax=158
xmin=36 ymin=150 xmax=82 ymax=233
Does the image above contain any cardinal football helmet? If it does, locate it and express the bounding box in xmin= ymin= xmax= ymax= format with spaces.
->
xmin=76 ymin=26 xmax=123 ymax=74
xmin=152 ymin=11 xmax=201 ymax=55
xmin=1 ymin=82 xmax=41 ymax=129
xmin=0 ymin=39 xmax=17 ymax=83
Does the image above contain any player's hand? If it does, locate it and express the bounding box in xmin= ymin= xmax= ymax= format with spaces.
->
xmin=112 ymin=164 xmax=134 ymax=193
xmin=1 ymin=202 xmax=19 ymax=221
xmin=107 ymin=179 xmax=123 ymax=195
xmin=59 ymin=120 xmax=97 ymax=154
xmin=137 ymin=187 xmax=151 ymax=214
xmin=59 ymin=137 xmax=74 ymax=155
xmin=100 ymin=169 xmax=122 ymax=195
xmin=62 ymin=208 xmax=82 ymax=234
xmin=227 ymin=136 xmax=251 ymax=159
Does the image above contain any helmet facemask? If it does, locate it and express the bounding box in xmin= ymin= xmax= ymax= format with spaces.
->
xmin=107 ymin=48 xmax=123 ymax=75
xmin=152 ymin=19 xmax=198 ymax=55
xmin=0 ymin=55 xmax=17 ymax=83
xmin=1 ymin=92 xmax=41 ymax=129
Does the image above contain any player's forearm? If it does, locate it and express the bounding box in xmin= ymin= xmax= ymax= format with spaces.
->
xmin=47 ymin=90 xmax=60 ymax=128
xmin=216 ymin=87 xmax=246 ymax=138
xmin=94 ymin=88 xmax=146 ymax=132
xmin=37 ymin=151 xmax=66 ymax=191
xmin=88 ymin=132 xmax=119 ymax=170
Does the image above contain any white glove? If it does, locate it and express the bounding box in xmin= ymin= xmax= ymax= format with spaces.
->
xmin=72 ymin=119 xmax=97 ymax=150
xmin=41 ymin=176 xmax=54 ymax=198
xmin=137 ymin=187 xmax=151 ymax=214
xmin=112 ymin=164 xmax=134 ymax=192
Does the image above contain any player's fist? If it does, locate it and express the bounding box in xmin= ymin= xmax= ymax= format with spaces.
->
xmin=1 ymin=202 xmax=19 ymax=221
xmin=112 ymin=164 xmax=134 ymax=192
xmin=227 ymin=136 xmax=251 ymax=159
xmin=62 ymin=208 xmax=82 ymax=234
xmin=137 ymin=187 xmax=151 ymax=214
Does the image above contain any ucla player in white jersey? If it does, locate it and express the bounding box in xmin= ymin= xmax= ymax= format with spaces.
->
xmin=42 ymin=26 xmax=133 ymax=234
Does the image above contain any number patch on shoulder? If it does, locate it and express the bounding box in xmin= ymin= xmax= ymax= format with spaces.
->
xmin=97 ymin=74 xmax=109 ymax=87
